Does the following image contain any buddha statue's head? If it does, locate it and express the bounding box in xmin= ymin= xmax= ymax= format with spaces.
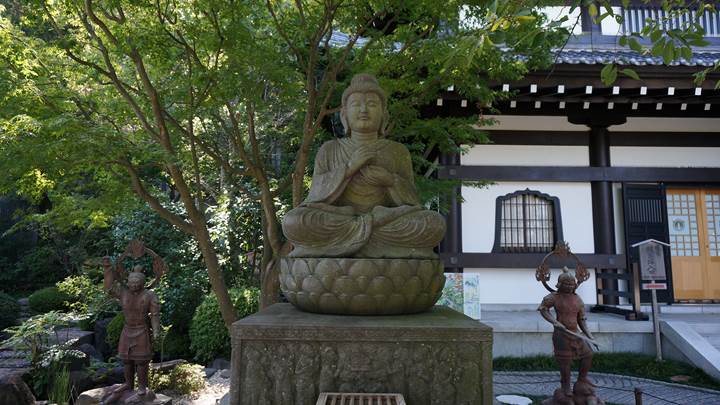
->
xmin=340 ymin=74 xmax=389 ymax=137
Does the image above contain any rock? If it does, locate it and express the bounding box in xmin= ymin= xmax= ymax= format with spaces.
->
xmin=220 ymin=369 xmax=231 ymax=379
xmin=17 ymin=298 xmax=29 ymax=307
xmin=107 ymin=366 xmax=126 ymax=385
xmin=203 ymin=367 xmax=217 ymax=378
xmin=150 ymin=359 xmax=186 ymax=373
xmin=67 ymin=350 xmax=90 ymax=371
xmin=76 ymin=385 xmax=172 ymax=405
xmin=0 ymin=373 xmax=35 ymax=405
xmin=78 ymin=343 xmax=103 ymax=361
xmin=497 ymin=394 xmax=533 ymax=405
xmin=210 ymin=358 xmax=230 ymax=370
xmin=69 ymin=370 xmax=95 ymax=395
xmin=94 ymin=317 xmax=113 ymax=359
xmin=218 ymin=393 xmax=230 ymax=405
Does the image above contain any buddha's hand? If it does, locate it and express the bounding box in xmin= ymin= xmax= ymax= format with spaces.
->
xmin=371 ymin=205 xmax=421 ymax=227
xmin=347 ymin=145 xmax=376 ymax=175
xmin=360 ymin=165 xmax=394 ymax=187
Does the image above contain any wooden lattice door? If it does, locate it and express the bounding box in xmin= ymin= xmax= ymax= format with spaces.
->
xmin=667 ymin=188 xmax=720 ymax=300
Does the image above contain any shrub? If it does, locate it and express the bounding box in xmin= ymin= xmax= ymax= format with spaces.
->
xmin=189 ymin=287 xmax=259 ymax=364
xmin=149 ymin=363 xmax=205 ymax=395
xmin=105 ymin=312 xmax=124 ymax=350
xmin=28 ymin=286 xmax=71 ymax=314
xmin=56 ymin=274 xmax=117 ymax=329
xmin=161 ymin=329 xmax=193 ymax=361
xmin=0 ymin=292 xmax=20 ymax=330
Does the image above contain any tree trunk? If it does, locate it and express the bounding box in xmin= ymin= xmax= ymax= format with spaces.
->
xmin=194 ymin=224 xmax=238 ymax=329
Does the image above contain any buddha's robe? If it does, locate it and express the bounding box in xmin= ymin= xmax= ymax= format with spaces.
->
xmin=282 ymin=137 xmax=446 ymax=258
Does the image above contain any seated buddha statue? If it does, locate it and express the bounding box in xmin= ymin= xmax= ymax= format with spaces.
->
xmin=281 ymin=74 xmax=446 ymax=259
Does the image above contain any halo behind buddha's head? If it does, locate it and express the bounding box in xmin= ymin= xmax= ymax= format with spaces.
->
xmin=340 ymin=73 xmax=390 ymax=137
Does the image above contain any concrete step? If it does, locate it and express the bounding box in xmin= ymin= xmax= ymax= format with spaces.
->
xmin=703 ymin=334 xmax=720 ymax=351
xmin=661 ymin=321 xmax=720 ymax=381
xmin=691 ymin=323 xmax=720 ymax=335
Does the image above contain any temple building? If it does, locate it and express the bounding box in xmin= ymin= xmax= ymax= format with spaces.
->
xmin=435 ymin=3 xmax=720 ymax=313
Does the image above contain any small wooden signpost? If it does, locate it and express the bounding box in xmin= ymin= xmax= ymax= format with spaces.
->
xmin=632 ymin=239 xmax=671 ymax=361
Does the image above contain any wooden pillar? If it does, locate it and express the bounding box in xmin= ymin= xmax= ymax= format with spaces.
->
xmin=439 ymin=151 xmax=463 ymax=272
xmin=570 ymin=115 xmax=626 ymax=304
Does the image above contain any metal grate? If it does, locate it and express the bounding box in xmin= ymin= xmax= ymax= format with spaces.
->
xmin=499 ymin=192 xmax=555 ymax=253
xmin=622 ymin=7 xmax=720 ymax=37
xmin=316 ymin=393 xmax=406 ymax=405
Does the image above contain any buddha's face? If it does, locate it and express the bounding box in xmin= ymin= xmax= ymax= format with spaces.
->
xmin=128 ymin=274 xmax=145 ymax=292
xmin=345 ymin=92 xmax=383 ymax=134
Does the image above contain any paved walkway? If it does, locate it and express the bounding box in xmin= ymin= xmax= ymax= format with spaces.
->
xmin=494 ymin=371 xmax=720 ymax=404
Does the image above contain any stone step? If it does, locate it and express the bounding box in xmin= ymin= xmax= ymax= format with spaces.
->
xmin=691 ymin=323 xmax=720 ymax=335
xmin=702 ymin=334 xmax=720 ymax=351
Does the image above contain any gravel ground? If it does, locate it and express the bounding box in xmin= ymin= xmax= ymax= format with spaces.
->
xmin=167 ymin=370 xmax=230 ymax=405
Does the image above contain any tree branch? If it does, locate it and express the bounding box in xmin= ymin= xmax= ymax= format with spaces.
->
xmin=115 ymin=159 xmax=195 ymax=234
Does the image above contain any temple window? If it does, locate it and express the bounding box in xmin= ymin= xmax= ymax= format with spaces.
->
xmin=493 ymin=189 xmax=563 ymax=253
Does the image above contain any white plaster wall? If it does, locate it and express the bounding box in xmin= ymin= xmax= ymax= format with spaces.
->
xmin=478 ymin=115 xmax=587 ymax=131
xmin=539 ymin=6 xmax=583 ymax=35
xmin=462 ymin=182 xmax=595 ymax=253
xmin=462 ymin=144 xmax=589 ymax=166
xmin=600 ymin=7 xmax=623 ymax=35
xmin=610 ymin=147 xmax=720 ymax=167
xmin=465 ymin=267 xmax=597 ymax=305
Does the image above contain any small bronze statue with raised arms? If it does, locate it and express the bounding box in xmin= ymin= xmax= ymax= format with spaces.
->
xmin=536 ymin=243 xmax=604 ymax=405
xmin=101 ymin=240 xmax=165 ymax=404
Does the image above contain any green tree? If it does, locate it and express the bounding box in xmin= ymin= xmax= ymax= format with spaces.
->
xmin=1 ymin=0 xmax=634 ymax=327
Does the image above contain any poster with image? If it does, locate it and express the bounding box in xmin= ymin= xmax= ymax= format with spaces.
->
xmin=437 ymin=272 xmax=481 ymax=320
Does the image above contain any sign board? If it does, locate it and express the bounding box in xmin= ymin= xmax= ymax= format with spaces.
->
xmin=638 ymin=241 xmax=667 ymax=281
xmin=642 ymin=282 xmax=668 ymax=290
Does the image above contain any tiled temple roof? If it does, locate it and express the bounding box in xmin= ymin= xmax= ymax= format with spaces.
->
xmin=555 ymin=48 xmax=720 ymax=67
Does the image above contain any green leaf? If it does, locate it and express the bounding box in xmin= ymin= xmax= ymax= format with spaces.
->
xmin=650 ymin=29 xmax=662 ymax=43
xmin=628 ymin=37 xmax=643 ymax=53
xmin=662 ymin=42 xmax=674 ymax=64
xmin=681 ymin=47 xmax=692 ymax=61
xmin=601 ymin=64 xmax=618 ymax=85
xmin=715 ymin=80 xmax=720 ymax=90
xmin=620 ymin=68 xmax=640 ymax=81
xmin=619 ymin=36 xmax=628 ymax=46
xmin=588 ymin=3 xmax=599 ymax=20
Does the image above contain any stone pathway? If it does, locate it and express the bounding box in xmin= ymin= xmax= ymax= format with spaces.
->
xmin=494 ymin=371 xmax=720 ymax=404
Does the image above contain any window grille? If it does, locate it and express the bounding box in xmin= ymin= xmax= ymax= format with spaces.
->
xmin=493 ymin=189 xmax=563 ymax=253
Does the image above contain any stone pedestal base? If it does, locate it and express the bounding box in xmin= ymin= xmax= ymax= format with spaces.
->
xmin=230 ymin=304 xmax=493 ymax=405
xmin=280 ymin=257 xmax=445 ymax=315
xmin=75 ymin=384 xmax=171 ymax=405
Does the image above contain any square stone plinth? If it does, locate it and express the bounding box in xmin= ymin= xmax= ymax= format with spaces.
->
xmin=230 ymin=304 xmax=493 ymax=405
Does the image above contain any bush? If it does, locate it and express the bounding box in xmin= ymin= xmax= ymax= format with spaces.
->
xmin=0 ymin=292 xmax=20 ymax=330
xmin=28 ymin=286 xmax=71 ymax=314
xmin=56 ymin=274 xmax=117 ymax=329
xmin=105 ymin=312 xmax=124 ymax=350
xmin=160 ymin=329 xmax=193 ymax=361
xmin=149 ymin=363 xmax=205 ymax=395
xmin=189 ymin=287 xmax=259 ymax=364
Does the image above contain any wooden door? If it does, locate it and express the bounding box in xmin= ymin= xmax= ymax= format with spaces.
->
xmin=667 ymin=188 xmax=720 ymax=300
xmin=704 ymin=190 xmax=720 ymax=299
xmin=623 ymin=183 xmax=673 ymax=303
